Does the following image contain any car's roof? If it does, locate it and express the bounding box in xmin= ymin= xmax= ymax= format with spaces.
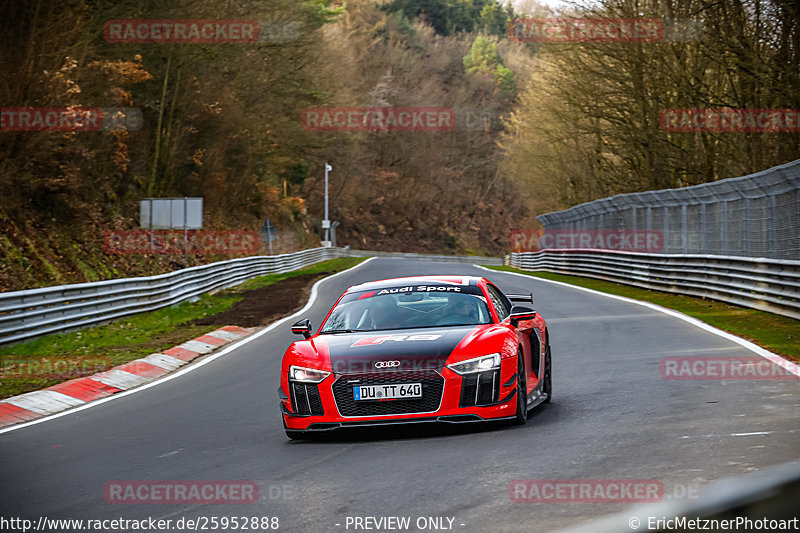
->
xmin=345 ymin=275 xmax=487 ymax=294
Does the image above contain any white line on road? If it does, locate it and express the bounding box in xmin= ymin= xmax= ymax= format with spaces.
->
xmin=680 ymin=429 xmax=800 ymax=438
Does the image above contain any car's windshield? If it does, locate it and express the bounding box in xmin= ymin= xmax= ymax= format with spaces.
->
xmin=320 ymin=288 xmax=492 ymax=332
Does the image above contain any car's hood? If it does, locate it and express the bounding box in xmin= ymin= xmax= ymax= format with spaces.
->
xmin=317 ymin=326 xmax=480 ymax=375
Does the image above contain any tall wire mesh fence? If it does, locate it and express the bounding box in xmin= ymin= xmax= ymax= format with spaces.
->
xmin=536 ymin=159 xmax=800 ymax=260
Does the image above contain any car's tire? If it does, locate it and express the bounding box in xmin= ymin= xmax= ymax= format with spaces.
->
xmin=512 ymin=350 xmax=528 ymax=425
xmin=542 ymin=340 xmax=552 ymax=404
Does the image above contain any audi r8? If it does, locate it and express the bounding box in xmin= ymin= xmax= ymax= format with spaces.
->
xmin=278 ymin=276 xmax=551 ymax=439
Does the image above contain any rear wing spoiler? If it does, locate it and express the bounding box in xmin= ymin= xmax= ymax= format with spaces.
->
xmin=507 ymin=293 xmax=534 ymax=304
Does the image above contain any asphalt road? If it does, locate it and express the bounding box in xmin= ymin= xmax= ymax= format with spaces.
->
xmin=1 ymin=258 xmax=798 ymax=533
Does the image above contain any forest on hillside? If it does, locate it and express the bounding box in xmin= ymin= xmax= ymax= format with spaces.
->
xmin=1 ymin=0 xmax=798 ymax=290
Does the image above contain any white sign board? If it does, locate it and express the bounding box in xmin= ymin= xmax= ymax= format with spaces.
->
xmin=140 ymin=198 xmax=203 ymax=230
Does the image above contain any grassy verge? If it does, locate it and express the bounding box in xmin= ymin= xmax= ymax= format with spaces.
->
xmin=0 ymin=257 xmax=366 ymax=399
xmin=487 ymin=266 xmax=800 ymax=362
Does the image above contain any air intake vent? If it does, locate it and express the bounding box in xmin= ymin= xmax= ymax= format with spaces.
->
xmin=459 ymin=370 xmax=500 ymax=407
xmin=290 ymin=382 xmax=324 ymax=416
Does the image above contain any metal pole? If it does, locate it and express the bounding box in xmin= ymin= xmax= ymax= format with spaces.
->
xmin=149 ymin=199 xmax=154 ymax=254
xmin=744 ymin=197 xmax=750 ymax=257
xmin=184 ymin=197 xmax=188 ymax=267
xmin=681 ymin=204 xmax=688 ymax=254
xmin=721 ymin=201 xmax=728 ymax=256
xmin=700 ymin=202 xmax=706 ymax=254
xmin=769 ymin=194 xmax=777 ymax=259
xmin=324 ymin=163 xmax=331 ymax=242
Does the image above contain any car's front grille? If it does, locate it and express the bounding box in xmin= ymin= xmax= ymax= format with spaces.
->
xmin=290 ymin=382 xmax=324 ymax=416
xmin=459 ymin=370 xmax=500 ymax=407
xmin=332 ymin=370 xmax=444 ymax=417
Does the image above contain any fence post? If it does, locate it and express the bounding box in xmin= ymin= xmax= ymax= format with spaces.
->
xmin=744 ymin=197 xmax=750 ymax=257
xmin=681 ymin=204 xmax=688 ymax=254
xmin=721 ymin=201 xmax=728 ymax=256
xmin=769 ymin=194 xmax=777 ymax=259
xmin=701 ymin=203 xmax=707 ymax=254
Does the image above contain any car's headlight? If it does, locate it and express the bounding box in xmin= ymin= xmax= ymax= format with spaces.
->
xmin=289 ymin=365 xmax=331 ymax=383
xmin=446 ymin=353 xmax=501 ymax=375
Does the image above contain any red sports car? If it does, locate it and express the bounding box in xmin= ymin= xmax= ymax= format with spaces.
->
xmin=278 ymin=275 xmax=552 ymax=439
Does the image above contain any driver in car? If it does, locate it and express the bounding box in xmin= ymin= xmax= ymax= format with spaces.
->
xmin=367 ymin=297 xmax=400 ymax=330
xmin=443 ymin=297 xmax=479 ymax=323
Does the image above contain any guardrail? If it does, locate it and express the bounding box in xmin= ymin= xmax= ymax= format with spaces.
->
xmin=0 ymin=247 xmax=346 ymax=346
xmin=347 ymin=249 xmax=505 ymax=265
xmin=510 ymin=249 xmax=800 ymax=320
xmin=0 ymin=247 xmax=506 ymax=346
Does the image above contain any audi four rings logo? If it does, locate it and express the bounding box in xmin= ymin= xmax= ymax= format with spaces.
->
xmin=375 ymin=360 xmax=401 ymax=368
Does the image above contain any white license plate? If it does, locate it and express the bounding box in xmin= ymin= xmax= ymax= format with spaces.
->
xmin=354 ymin=383 xmax=422 ymax=401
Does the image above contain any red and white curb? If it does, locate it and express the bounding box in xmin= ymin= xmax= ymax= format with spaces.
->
xmin=0 ymin=326 xmax=252 ymax=429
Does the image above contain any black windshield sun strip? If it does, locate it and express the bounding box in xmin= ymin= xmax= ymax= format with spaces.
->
xmin=321 ymin=324 xmax=486 ymax=334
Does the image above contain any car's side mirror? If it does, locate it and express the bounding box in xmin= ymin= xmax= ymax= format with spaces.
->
xmin=509 ymin=305 xmax=537 ymax=327
xmin=291 ymin=318 xmax=312 ymax=339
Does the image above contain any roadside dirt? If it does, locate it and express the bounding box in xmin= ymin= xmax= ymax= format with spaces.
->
xmin=191 ymin=272 xmax=331 ymax=327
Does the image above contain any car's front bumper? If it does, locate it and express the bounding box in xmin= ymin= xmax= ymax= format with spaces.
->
xmin=280 ymin=361 xmax=520 ymax=431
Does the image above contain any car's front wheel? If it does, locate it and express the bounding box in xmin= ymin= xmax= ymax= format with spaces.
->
xmin=512 ymin=350 xmax=527 ymax=425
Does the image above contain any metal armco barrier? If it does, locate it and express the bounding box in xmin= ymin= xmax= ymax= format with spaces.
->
xmin=0 ymin=248 xmax=504 ymax=346
xmin=510 ymin=250 xmax=800 ymax=320
xmin=0 ymin=247 xmax=346 ymax=346
xmin=346 ymin=249 xmax=505 ymax=265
